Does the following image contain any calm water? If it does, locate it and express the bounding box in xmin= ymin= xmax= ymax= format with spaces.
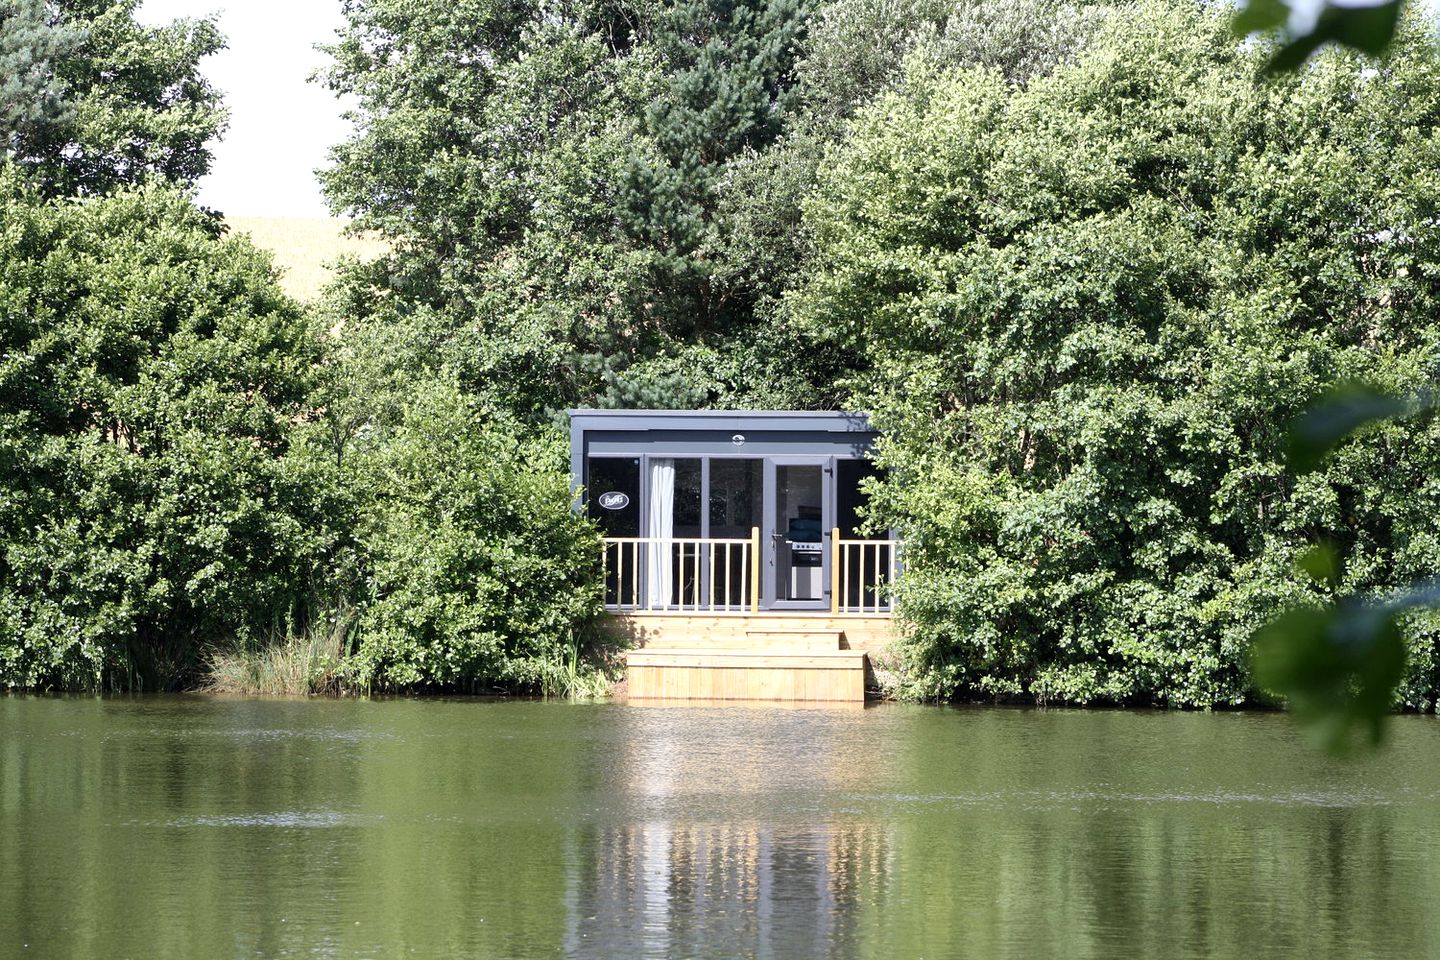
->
xmin=2 ymin=697 xmax=1438 ymax=959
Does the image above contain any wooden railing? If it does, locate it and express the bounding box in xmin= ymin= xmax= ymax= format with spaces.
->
xmin=602 ymin=529 xmax=901 ymax=614
xmin=603 ymin=530 xmax=761 ymax=612
xmin=831 ymin=530 xmax=900 ymax=614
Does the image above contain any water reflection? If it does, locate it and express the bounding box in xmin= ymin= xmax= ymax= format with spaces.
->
xmin=566 ymin=703 xmax=892 ymax=958
xmin=2 ymin=698 xmax=1439 ymax=960
xmin=567 ymin=820 xmax=890 ymax=959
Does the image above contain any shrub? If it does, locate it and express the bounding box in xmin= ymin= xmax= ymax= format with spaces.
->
xmin=0 ymin=172 xmax=342 ymax=689
xmin=793 ymin=5 xmax=1440 ymax=705
xmin=341 ymin=381 xmax=605 ymax=691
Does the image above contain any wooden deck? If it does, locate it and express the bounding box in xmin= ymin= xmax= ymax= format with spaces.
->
xmin=604 ymin=613 xmax=894 ymax=703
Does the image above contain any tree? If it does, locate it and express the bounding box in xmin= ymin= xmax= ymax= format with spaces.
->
xmin=6 ymin=0 xmax=226 ymax=197
xmin=339 ymin=379 xmax=604 ymax=691
xmin=796 ymin=0 xmax=1109 ymax=135
xmin=0 ymin=0 xmax=82 ymax=152
xmin=619 ymin=0 xmax=811 ymax=340
xmin=320 ymin=0 xmax=667 ymax=417
xmin=0 ymin=172 xmax=341 ymax=690
xmin=792 ymin=2 xmax=1440 ymax=708
xmin=292 ymin=298 xmax=609 ymax=693
xmin=319 ymin=0 xmax=1113 ymax=417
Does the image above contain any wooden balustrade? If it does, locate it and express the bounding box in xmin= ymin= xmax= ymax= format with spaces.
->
xmin=602 ymin=529 xmax=760 ymax=613
xmin=829 ymin=530 xmax=900 ymax=614
xmin=602 ymin=528 xmax=900 ymax=614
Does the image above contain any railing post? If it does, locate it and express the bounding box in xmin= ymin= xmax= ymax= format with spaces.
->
xmin=830 ymin=527 xmax=840 ymax=614
xmin=858 ymin=538 xmax=866 ymax=613
xmin=749 ymin=526 xmax=761 ymax=613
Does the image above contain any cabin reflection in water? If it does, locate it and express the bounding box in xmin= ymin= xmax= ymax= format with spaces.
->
xmin=564 ymin=821 xmax=891 ymax=959
xmin=561 ymin=701 xmax=892 ymax=956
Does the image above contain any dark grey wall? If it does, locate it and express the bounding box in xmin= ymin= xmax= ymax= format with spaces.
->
xmin=568 ymin=410 xmax=877 ymax=494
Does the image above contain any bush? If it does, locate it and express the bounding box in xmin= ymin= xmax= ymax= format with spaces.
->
xmin=338 ymin=379 xmax=605 ymax=691
xmin=0 ymin=171 xmax=343 ymax=690
xmin=793 ymin=4 xmax=1440 ymax=706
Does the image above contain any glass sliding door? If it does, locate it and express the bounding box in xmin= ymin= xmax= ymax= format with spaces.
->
xmin=708 ymin=458 xmax=762 ymax=609
xmin=672 ymin=459 xmax=702 ymax=607
xmin=645 ymin=458 xmax=701 ymax=607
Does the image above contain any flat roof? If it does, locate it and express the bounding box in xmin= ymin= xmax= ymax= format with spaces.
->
xmin=567 ymin=409 xmax=865 ymax=418
xmin=568 ymin=409 xmax=874 ymax=432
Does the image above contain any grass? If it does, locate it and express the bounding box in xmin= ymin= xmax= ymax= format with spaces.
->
xmin=206 ymin=611 xmax=354 ymax=696
xmin=207 ymin=617 xmax=618 ymax=700
xmin=227 ymin=216 xmax=389 ymax=301
xmin=538 ymin=635 xmax=617 ymax=700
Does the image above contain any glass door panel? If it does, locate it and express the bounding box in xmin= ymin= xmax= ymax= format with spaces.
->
xmin=672 ymin=458 xmax=702 ymax=607
xmin=835 ymin=457 xmax=892 ymax=611
xmin=709 ymin=458 xmax=762 ymax=608
xmin=774 ymin=463 xmax=826 ymax=605
xmin=588 ymin=456 xmax=640 ymax=607
xmin=645 ymin=457 xmax=701 ymax=608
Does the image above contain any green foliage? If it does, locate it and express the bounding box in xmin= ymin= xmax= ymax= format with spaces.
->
xmin=6 ymin=0 xmax=226 ymax=197
xmin=320 ymin=0 xmax=1110 ymax=417
xmin=324 ymin=362 xmax=605 ymax=691
xmin=0 ymin=0 xmax=83 ymax=151
xmin=1284 ymin=383 xmax=1420 ymax=474
xmin=320 ymin=0 xmax=665 ymax=415
xmin=0 ymin=172 xmax=610 ymax=694
xmin=0 ymin=170 xmax=338 ymax=689
xmin=793 ymin=2 xmax=1440 ymax=707
xmin=287 ymin=289 xmax=612 ymax=694
xmin=27 ymin=0 xmax=1439 ymax=710
xmin=1234 ymin=0 xmax=1405 ymax=73
xmin=1251 ymin=590 xmax=1428 ymax=748
xmin=1231 ymin=0 xmax=1440 ymax=745
xmin=0 ymin=0 xmax=617 ymax=692
xmin=1249 ymin=386 xmax=1438 ymax=744
xmin=797 ymin=0 xmax=1109 ymax=133
xmin=619 ymin=0 xmax=810 ymax=338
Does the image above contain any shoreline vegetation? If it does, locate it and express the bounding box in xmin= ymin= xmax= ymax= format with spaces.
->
xmin=2 ymin=0 xmax=1436 ymax=714
xmin=202 ymin=619 xmax=617 ymax=700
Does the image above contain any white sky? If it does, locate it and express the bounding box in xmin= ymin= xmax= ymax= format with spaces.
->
xmin=137 ymin=0 xmax=353 ymax=218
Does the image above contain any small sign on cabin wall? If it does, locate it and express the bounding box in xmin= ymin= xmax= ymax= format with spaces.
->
xmin=598 ymin=492 xmax=630 ymax=510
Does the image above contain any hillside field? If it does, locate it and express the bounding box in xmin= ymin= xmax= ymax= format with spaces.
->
xmin=227 ymin=216 xmax=387 ymax=300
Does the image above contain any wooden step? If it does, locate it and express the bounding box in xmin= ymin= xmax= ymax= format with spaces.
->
xmin=625 ymin=648 xmax=866 ymax=702
xmin=625 ymin=626 xmax=845 ymax=651
xmin=628 ymin=649 xmax=863 ymax=668
xmin=743 ymin=628 xmax=843 ymax=651
xmin=601 ymin=613 xmax=894 ymax=652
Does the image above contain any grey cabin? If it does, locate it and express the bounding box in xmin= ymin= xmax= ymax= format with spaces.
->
xmin=568 ymin=409 xmax=897 ymax=615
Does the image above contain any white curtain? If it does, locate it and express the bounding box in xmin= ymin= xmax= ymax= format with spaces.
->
xmin=647 ymin=458 xmax=674 ymax=607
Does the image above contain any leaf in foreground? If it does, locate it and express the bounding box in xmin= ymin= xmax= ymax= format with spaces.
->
xmin=1232 ymin=0 xmax=1404 ymax=73
xmin=1252 ymin=583 xmax=1440 ymax=749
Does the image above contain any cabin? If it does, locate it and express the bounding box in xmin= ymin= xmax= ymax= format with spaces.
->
xmin=569 ymin=410 xmax=900 ymax=702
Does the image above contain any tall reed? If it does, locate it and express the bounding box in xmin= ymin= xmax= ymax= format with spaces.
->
xmin=206 ymin=608 xmax=354 ymax=696
xmin=538 ymin=634 xmax=614 ymax=700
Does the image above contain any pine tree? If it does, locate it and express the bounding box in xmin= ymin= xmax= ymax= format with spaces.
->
xmin=4 ymin=0 xmax=226 ymax=197
xmin=0 ymin=0 xmax=82 ymax=153
xmin=621 ymin=0 xmax=810 ymax=338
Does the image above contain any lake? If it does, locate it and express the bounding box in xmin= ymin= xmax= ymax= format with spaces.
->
xmin=2 ymin=696 xmax=1437 ymax=959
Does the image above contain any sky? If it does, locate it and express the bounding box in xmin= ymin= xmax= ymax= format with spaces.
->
xmin=136 ymin=0 xmax=354 ymax=218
